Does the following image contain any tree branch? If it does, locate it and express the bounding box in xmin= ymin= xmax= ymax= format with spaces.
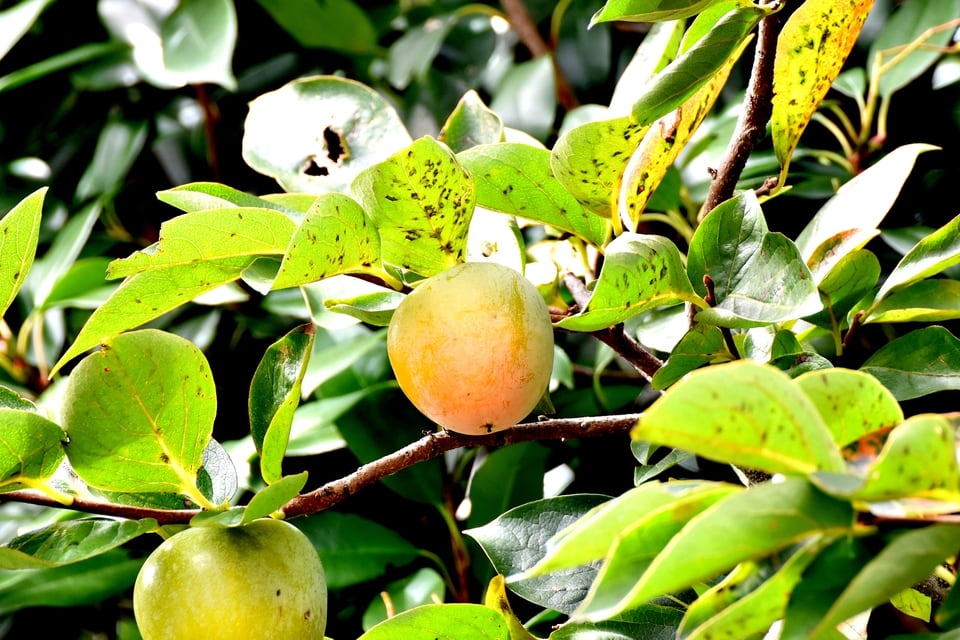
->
xmin=699 ymin=0 xmax=797 ymax=218
xmin=0 ymin=413 xmax=641 ymax=525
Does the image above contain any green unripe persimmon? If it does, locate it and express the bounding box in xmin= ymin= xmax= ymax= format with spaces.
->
xmin=133 ymin=518 xmax=327 ymax=640
xmin=387 ymin=261 xmax=555 ymax=435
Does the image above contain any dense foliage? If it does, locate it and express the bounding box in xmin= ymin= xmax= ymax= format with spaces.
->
xmin=0 ymin=0 xmax=959 ymax=638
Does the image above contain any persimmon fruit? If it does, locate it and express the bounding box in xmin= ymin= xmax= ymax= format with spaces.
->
xmin=387 ymin=261 xmax=554 ymax=435
xmin=133 ymin=518 xmax=327 ymax=640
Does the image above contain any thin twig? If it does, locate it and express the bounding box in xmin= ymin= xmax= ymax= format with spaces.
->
xmin=0 ymin=413 xmax=641 ymax=524
xmin=700 ymin=0 xmax=798 ymax=218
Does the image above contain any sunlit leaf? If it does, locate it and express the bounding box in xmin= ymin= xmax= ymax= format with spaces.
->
xmin=364 ymin=568 xmax=448 ymax=632
xmin=575 ymin=478 xmax=855 ymax=620
xmin=557 ymin=233 xmax=701 ymax=332
xmin=243 ymin=472 xmax=309 ymax=522
xmin=242 ymin=75 xmax=412 ymax=194
xmin=352 ymin=136 xmax=475 ymax=277
xmin=358 ymin=603 xmax=508 ymax=640
xmin=249 ymin=324 xmax=314 ymax=484
xmin=273 ymin=193 xmax=398 ymax=290
xmin=61 ymin=329 xmax=217 ymax=506
xmin=0 ymin=0 xmax=52 ymax=62
xmin=634 ymin=360 xmax=845 ymax=474
xmin=874 ymin=212 xmax=960 ymax=302
xmin=156 ymin=182 xmax=304 ymax=215
xmin=0 ymin=187 xmax=43 ymax=319
xmin=52 ymin=257 xmax=254 ymax=374
xmin=794 ymin=368 xmax=903 ymax=448
xmin=860 ymin=326 xmax=960 ymax=400
xmin=865 ymin=279 xmax=960 ymax=324
xmin=460 ymin=142 xmax=609 ymax=246
xmin=608 ymin=20 xmax=685 ymax=114
xmin=771 ymin=0 xmax=875 ymax=179
xmin=483 ymin=575 xmax=537 ymax=640
xmin=591 ymin=0 xmax=732 ymax=24
xmin=651 ymin=324 xmax=731 ymax=390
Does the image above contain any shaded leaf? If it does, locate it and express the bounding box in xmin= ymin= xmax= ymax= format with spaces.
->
xmin=811 ymin=525 xmax=960 ymax=637
xmin=551 ymin=606 xmax=684 ymax=640
xmin=633 ymin=360 xmax=845 ymax=474
xmin=0 ymin=518 xmax=156 ymax=569
xmin=61 ymin=330 xmax=217 ymax=507
xmin=771 ymin=0 xmax=875 ymax=178
xmin=460 ymin=143 xmax=609 ymax=246
xmin=0 ymin=409 xmax=65 ymax=495
xmin=75 ymin=119 xmax=148 ymax=201
xmin=253 ymin=0 xmax=376 ymax=54
xmin=242 ymin=75 xmax=412 ymax=194
xmin=556 ymin=233 xmax=701 ymax=332
xmin=0 ymin=0 xmax=52 ymax=62
xmin=861 ymin=326 xmax=960 ymax=400
xmin=439 ymin=90 xmax=504 ymax=153
xmin=465 ymin=494 xmax=609 ymax=614
xmin=652 ymin=324 xmax=730 ymax=389
xmin=352 ymin=136 xmax=474 ymax=277
xmin=630 ymin=5 xmax=765 ymax=126
xmin=249 ymin=324 xmax=315 ymax=484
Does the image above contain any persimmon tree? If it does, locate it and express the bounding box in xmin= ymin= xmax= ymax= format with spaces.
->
xmin=0 ymin=0 xmax=959 ymax=638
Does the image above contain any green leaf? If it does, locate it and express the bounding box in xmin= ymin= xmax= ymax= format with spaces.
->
xmin=359 ymin=603 xmax=509 ymax=640
xmin=0 ymin=551 xmax=142 ymax=617
xmin=249 ymin=324 xmax=315 ymax=485
xmin=242 ymin=75 xmax=412 ymax=194
xmin=794 ymin=368 xmax=903 ymax=448
xmin=550 ymin=116 xmax=650 ymax=217
xmin=861 ymin=326 xmax=960 ymax=400
xmin=273 ymin=193 xmax=399 ymax=290
xmin=551 ymin=605 xmax=684 ymax=640
xmin=0 ymin=518 xmax=156 ymax=569
xmin=352 ymin=136 xmax=475 ymax=277
xmin=253 ymin=0 xmax=376 ymax=53
xmin=575 ymin=478 xmax=855 ymax=620
xmin=619 ymin=36 xmax=744 ymax=230
xmin=465 ymin=494 xmax=609 ymax=615
xmin=523 ymin=481 xmax=739 ymax=579
xmin=633 ymin=360 xmax=845 ymax=475
xmin=156 ymin=181 xmax=304 ymax=215
xmin=0 ymin=187 xmax=44 ymax=319
xmin=811 ymin=525 xmax=960 ymax=637
xmin=108 ymin=208 xmax=297 ymax=278
xmin=688 ymin=191 xmax=765 ymax=300
xmin=386 ymin=14 xmax=457 ymax=91
xmin=678 ymin=536 xmax=831 ymax=640
xmin=591 ymin=0 xmax=731 ymax=24
xmin=851 ymin=414 xmax=958 ymax=503
xmin=795 ymin=144 xmax=937 ymax=262
xmin=608 ymin=19 xmax=685 ymax=113
xmin=866 ymin=279 xmax=960 ymax=324
xmin=26 ymin=198 xmax=101 ymax=309
xmin=868 ymin=0 xmax=960 ymax=99
xmin=556 ymin=233 xmax=701 ymax=332
xmin=652 ymin=324 xmax=730 ymax=389
xmin=0 ymin=409 xmax=65 ymax=494
xmin=629 ymin=5 xmax=765 ymax=126
xmin=490 ymin=57 xmax=556 ymax=142
xmin=459 ymin=142 xmax=609 ymax=246
xmin=324 ymin=289 xmax=405 ymax=327
xmin=874 ymin=212 xmax=960 ymax=303
xmin=293 ymin=511 xmax=420 ymax=590
xmin=771 ymin=0 xmax=874 ymax=179
xmin=154 ymin=0 xmax=237 ymax=90
xmin=439 ymin=90 xmax=504 ymax=153
xmin=243 ymin=472 xmax=309 ymax=522
xmin=52 ymin=257 xmax=255 ymax=374
xmin=61 ymin=329 xmax=218 ymax=507
xmin=804 ymin=249 xmax=880 ymax=329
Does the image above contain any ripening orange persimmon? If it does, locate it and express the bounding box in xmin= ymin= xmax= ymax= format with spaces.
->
xmin=387 ymin=261 xmax=555 ymax=435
